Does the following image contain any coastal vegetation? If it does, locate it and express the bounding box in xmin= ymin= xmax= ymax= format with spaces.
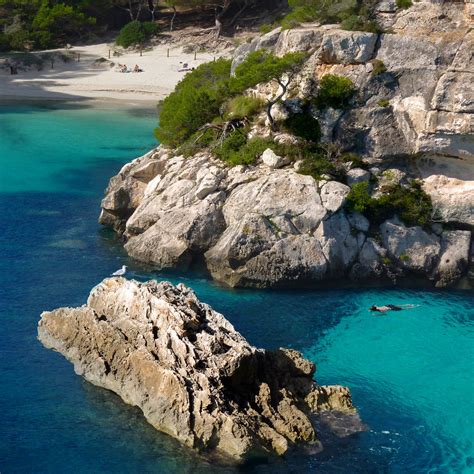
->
xmin=315 ymin=74 xmax=355 ymax=109
xmin=155 ymin=50 xmax=307 ymax=153
xmin=116 ymin=19 xmax=158 ymax=47
xmin=280 ymin=0 xmax=381 ymax=33
xmin=346 ymin=180 xmax=433 ymax=227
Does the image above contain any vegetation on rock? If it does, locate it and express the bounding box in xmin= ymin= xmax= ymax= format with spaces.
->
xmin=371 ymin=59 xmax=387 ymax=77
xmin=284 ymin=109 xmax=321 ymax=142
xmin=316 ymin=74 xmax=356 ymax=109
xmin=281 ymin=0 xmax=381 ymax=33
xmin=155 ymin=58 xmax=232 ymax=147
xmin=396 ymin=0 xmax=413 ymax=9
xmin=346 ymin=181 xmax=433 ymax=227
xmin=223 ymin=95 xmax=264 ymax=121
xmin=156 ymin=51 xmax=306 ymax=149
xmin=230 ymin=50 xmax=307 ymax=129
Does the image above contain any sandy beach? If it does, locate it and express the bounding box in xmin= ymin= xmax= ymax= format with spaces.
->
xmin=0 ymin=42 xmax=229 ymax=103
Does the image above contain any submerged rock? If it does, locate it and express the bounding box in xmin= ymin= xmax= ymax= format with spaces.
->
xmin=38 ymin=278 xmax=354 ymax=460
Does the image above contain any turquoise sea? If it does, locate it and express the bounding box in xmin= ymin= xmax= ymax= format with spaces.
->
xmin=0 ymin=101 xmax=472 ymax=473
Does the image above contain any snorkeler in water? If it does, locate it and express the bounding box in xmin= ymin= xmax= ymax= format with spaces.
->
xmin=370 ymin=304 xmax=419 ymax=313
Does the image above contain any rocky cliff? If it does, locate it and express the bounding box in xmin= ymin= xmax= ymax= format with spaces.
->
xmin=38 ymin=278 xmax=354 ymax=460
xmin=99 ymin=0 xmax=473 ymax=289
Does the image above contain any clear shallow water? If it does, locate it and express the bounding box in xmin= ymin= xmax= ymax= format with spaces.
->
xmin=0 ymin=102 xmax=473 ymax=474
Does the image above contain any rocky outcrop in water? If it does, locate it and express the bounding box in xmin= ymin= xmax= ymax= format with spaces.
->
xmin=99 ymin=147 xmax=472 ymax=288
xmin=38 ymin=277 xmax=354 ymax=460
xmin=99 ymin=0 xmax=473 ymax=289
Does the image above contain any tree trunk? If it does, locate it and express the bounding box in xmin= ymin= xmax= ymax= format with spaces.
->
xmin=148 ymin=0 xmax=156 ymax=21
xmin=170 ymin=6 xmax=177 ymax=32
xmin=266 ymin=78 xmax=290 ymax=131
xmin=214 ymin=0 xmax=231 ymax=37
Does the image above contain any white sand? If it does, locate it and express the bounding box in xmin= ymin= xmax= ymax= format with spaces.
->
xmin=0 ymin=42 xmax=229 ymax=104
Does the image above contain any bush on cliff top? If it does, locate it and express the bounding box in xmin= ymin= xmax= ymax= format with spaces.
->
xmin=155 ymin=58 xmax=232 ymax=147
xmin=156 ymin=51 xmax=307 ymax=148
xmin=223 ymin=95 xmax=264 ymax=120
xmin=281 ymin=0 xmax=381 ymax=33
xmin=230 ymin=50 xmax=307 ymax=95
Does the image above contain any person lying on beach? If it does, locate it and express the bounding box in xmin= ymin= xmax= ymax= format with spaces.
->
xmin=116 ymin=64 xmax=129 ymax=73
xmin=133 ymin=64 xmax=143 ymax=73
xmin=370 ymin=304 xmax=418 ymax=313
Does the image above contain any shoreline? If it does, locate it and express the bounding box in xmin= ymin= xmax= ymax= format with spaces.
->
xmin=0 ymin=94 xmax=160 ymax=109
xmin=0 ymin=42 xmax=230 ymax=105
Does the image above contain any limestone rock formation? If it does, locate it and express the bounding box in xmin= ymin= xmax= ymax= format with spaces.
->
xmin=38 ymin=278 xmax=354 ymax=460
xmin=99 ymin=1 xmax=473 ymax=289
xmin=99 ymin=144 xmax=472 ymax=288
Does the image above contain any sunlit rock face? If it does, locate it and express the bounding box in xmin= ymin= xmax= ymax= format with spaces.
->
xmin=99 ymin=1 xmax=473 ymax=289
xmin=38 ymin=278 xmax=355 ymax=460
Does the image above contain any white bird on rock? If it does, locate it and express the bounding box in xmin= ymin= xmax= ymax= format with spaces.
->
xmin=111 ymin=265 xmax=127 ymax=277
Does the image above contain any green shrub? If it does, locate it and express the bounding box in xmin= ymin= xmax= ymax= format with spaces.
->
xmin=32 ymin=2 xmax=95 ymax=47
xmin=231 ymin=50 xmax=306 ymax=92
xmin=116 ymin=21 xmax=158 ymax=48
xmin=316 ymin=74 xmax=356 ymax=109
xmin=284 ymin=112 xmax=321 ymax=142
xmin=371 ymin=59 xmax=387 ymax=77
xmin=237 ymin=136 xmax=277 ymax=165
xmin=378 ymin=99 xmax=390 ymax=108
xmin=396 ymin=0 xmax=413 ymax=9
xmin=213 ymin=130 xmax=248 ymax=164
xmin=230 ymin=50 xmax=307 ymax=129
xmin=298 ymin=153 xmax=338 ymax=180
xmin=213 ymin=133 xmax=276 ymax=166
xmin=346 ymin=180 xmax=432 ymax=227
xmin=399 ymin=253 xmax=410 ymax=262
xmin=7 ymin=29 xmax=32 ymax=50
xmin=340 ymin=16 xmax=380 ymax=33
xmin=155 ymin=59 xmax=232 ymax=146
xmin=178 ymin=127 xmax=219 ymax=157
xmin=230 ymin=50 xmax=307 ymax=95
xmin=223 ymin=95 xmax=264 ymax=120
xmin=281 ymin=0 xmax=381 ymax=33
xmin=346 ymin=181 xmax=372 ymax=213
xmin=259 ymin=24 xmax=273 ymax=34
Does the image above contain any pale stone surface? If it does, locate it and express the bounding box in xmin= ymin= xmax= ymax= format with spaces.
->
xmin=231 ymin=27 xmax=282 ymax=74
xmin=261 ymin=148 xmax=290 ymax=169
xmin=350 ymin=238 xmax=387 ymax=279
xmin=417 ymin=155 xmax=474 ymax=226
xmin=319 ymin=31 xmax=377 ymax=65
xmin=320 ymin=181 xmax=350 ymax=213
xmin=376 ymin=34 xmax=439 ymax=71
xmin=435 ymin=231 xmax=471 ymax=287
xmin=346 ymin=168 xmax=371 ymax=187
xmin=275 ymin=28 xmax=323 ymax=57
xmin=348 ymin=212 xmax=370 ymax=233
xmin=314 ymin=211 xmax=360 ymax=275
xmin=38 ymin=278 xmax=354 ymax=459
xmin=380 ymin=219 xmax=441 ymax=273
